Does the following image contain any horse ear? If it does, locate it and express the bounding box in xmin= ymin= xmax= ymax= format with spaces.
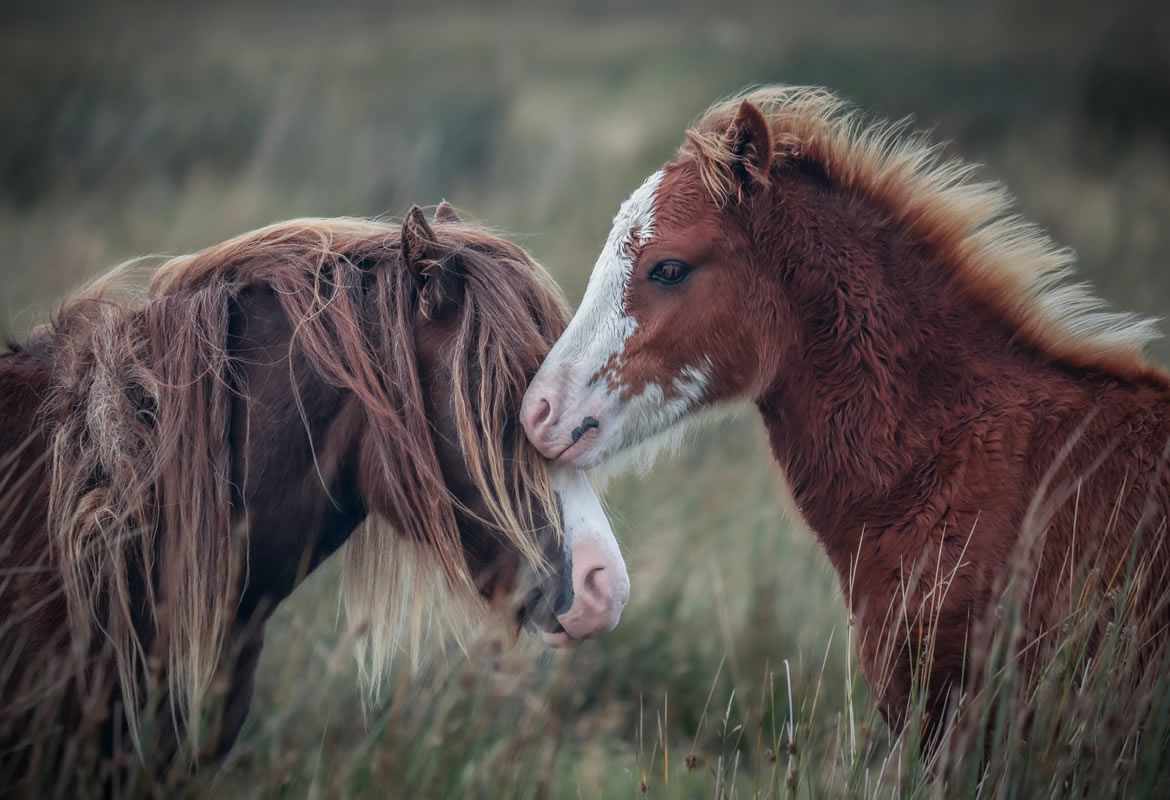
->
xmin=401 ymin=205 xmax=463 ymax=319
xmin=433 ymin=201 xmax=462 ymax=224
xmin=402 ymin=205 xmax=439 ymax=279
xmin=721 ymin=100 xmax=772 ymax=192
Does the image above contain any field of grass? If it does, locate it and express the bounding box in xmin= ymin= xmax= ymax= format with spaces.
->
xmin=4 ymin=1 xmax=1170 ymax=797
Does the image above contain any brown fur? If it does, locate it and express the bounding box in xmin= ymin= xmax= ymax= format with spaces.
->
xmin=613 ymin=87 xmax=1170 ymax=732
xmin=0 ymin=211 xmax=570 ymax=786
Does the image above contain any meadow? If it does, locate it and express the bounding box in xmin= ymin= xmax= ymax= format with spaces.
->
xmin=3 ymin=2 xmax=1170 ymax=796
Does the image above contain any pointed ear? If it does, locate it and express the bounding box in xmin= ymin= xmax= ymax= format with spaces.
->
xmin=402 ymin=205 xmax=439 ymax=280
xmin=401 ymin=205 xmax=463 ymax=319
xmin=433 ymin=201 xmax=462 ymax=224
xmin=721 ymin=100 xmax=772 ymax=191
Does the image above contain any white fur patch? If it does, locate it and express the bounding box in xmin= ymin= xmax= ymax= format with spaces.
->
xmin=544 ymin=170 xmax=664 ymax=374
xmin=551 ymin=466 xmax=630 ymax=633
xmin=551 ymin=466 xmax=620 ymax=560
xmin=525 ymin=172 xmax=724 ymax=473
xmin=596 ymin=360 xmax=713 ymax=476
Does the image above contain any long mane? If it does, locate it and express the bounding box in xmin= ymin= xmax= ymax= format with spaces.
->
xmin=679 ymin=85 xmax=1162 ymax=380
xmin=39 ymin=216 xmax=568 ymax=740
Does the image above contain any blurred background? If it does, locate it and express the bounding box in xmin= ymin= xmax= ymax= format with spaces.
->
xmin=3 ymin=0 xmax=1169 ymax=796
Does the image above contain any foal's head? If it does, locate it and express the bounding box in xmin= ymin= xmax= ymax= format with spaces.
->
xmin=522 ymin=85 xmax=1162 ymax=470
xmin=521 ymin=97 xmax=781 ymax=470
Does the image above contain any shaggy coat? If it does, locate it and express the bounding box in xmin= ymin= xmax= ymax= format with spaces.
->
xmin=0 ymin=207 xmax=573 ymax=787
xmin=522 ymin=85 xmax=1170 ymax=736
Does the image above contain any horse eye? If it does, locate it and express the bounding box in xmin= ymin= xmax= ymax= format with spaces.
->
xmin=648 ymin=260 xmax=691 ymax=286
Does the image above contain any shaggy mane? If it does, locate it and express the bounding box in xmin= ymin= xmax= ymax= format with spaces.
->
xmin=40 ymin=215 xmax=567 ymax=741
xmin=679 ymin=85 xmax=1163 ymax=381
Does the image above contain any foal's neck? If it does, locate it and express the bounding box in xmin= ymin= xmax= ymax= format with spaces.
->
xmin=750 ymin=181 xmax=1140 ymax=572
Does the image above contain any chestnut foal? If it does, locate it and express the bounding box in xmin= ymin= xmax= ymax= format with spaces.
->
xmin=523 ymin=86 xmax=1170 ymax=736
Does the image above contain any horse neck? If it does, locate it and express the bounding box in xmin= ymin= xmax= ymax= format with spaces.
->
xmin=748 ymin=170 xmax=1163 ymax=575
xmin=227 ymin=286 xmax=368 ymax=622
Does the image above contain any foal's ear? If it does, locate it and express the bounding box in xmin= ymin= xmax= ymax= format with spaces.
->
xmin=721 ymin=100 xmax=773 ymax=192
xmin=401 ymin=205 xmax=463 ymax=319
xmin=433 ymin=201 xmax=462 ymax=224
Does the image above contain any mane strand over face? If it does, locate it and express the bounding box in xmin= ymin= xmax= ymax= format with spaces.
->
xmin=43 ymin=215 xmax=568 ymax=741
xmin=678 ymin=85 xmax=1162 ymax=380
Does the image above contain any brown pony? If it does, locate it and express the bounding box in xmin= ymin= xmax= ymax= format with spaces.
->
xmin=0 ymin=205 xmax=629 ymax=788
xmin=522 ymin=86 xmax=1170 ymax=736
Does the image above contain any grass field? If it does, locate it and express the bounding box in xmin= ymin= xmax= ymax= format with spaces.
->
xmin=4 ymin=1 xmax=1170 ymax=796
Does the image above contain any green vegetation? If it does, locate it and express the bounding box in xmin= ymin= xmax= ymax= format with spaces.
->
xmin=4 ymin=2 xmax=1170 ymax=796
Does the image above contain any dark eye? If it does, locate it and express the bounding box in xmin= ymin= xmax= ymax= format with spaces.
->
xmin=648 ymin=260 xmax=692 ymax=286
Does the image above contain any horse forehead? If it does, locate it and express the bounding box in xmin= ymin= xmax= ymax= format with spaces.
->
xmin=564 ymin=169 xmax=664 ymax=333
xmin=604 ymin=169 xmax=665 ymax=254
xmin=608 ymin=163 xmax=713 ymax=244
xmin=651 ymin=162 xmax=719 ymax=230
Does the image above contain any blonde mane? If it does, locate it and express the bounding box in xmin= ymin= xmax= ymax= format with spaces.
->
xmin=42 ymin=216 xmax=567 ymax=743
xmin=679 ymin=85 xmax=1163 ymax=380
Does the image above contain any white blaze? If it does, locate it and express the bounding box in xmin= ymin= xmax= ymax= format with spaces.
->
xmin=552 ymin=467 xmax=621 ymax=568
xmin=545 ymin=169 xmax=665 ymax=373
xmin=525 ymin=168 xmax=714 ymax=473
xmin=550 ymin=466 xmax=629 ymax=636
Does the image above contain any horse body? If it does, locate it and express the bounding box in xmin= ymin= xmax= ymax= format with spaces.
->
xmin=1 ymin=288 xmax=370 ymax=775
xmin=523 ymin=86 xmax=1170 ymax=732
xmin=1 ymin=207 xmax=628 ymax=788
xmin=748 ymin=168 xmax=1170 ymax=720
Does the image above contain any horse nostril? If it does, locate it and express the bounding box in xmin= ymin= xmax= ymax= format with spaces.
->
xmin=570 ymin=415 xmax=600 ymax=443
xmin=576 ymin=565 xmax=607 ymax=607
xmin=533 ymin=398 xmax=552 ymax=426
xmin=584 ymin=565 xmax=603 ymax=593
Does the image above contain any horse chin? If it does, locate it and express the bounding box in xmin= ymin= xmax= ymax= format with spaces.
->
xmin=556 ymin=394 xmax=695 ymax=474
xmin=516 ymin=584 xmax=583 ymax=649
xmin=516 ymin=585 xmax=570 ymax=644
xmin=537 ymin=628 xmax=582 ymax=649
xmin=553 ymin=430 xmax=606 ymax=469
xmin=518 ymin=614 xmax=581 ymax=649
